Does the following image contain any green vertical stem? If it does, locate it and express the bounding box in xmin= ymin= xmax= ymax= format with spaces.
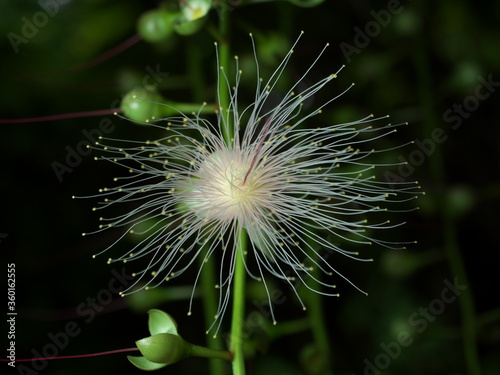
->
xmin=303 ymin=239 xmax=333 ymax=374
xmin=187 ymin=26 xmax=225 ymax=375
xmin=199 ymin=254 xmax=226 ymax=375
xmin=276 ymin=1 xmax=293 ymax=34
xmin=305 ymin=271 xmax=334 ymax=374
xmin=414 ymin=9 xmax=481 ymax=374
xmin=187 ymin=36 xmax=206 ymax=103
xmin=217 ymin=3 xmax=246 ymax=374
xmin=217 ymin=0 xmax=233 ymax=145
xmin=443 ymin=211 xmax=481 ymax=375
xmin=230 ymin=228 xmax=248 ymax=375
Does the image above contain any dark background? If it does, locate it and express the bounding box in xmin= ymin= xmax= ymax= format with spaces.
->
xmin=1 ymin=1 xmax=499 ymax=374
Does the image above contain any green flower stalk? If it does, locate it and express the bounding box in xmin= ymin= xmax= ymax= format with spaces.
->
xmin=78 ymin=32 xmax=420 ymax=336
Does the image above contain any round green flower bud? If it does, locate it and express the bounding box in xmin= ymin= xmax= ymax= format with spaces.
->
xmin=136 ymin=333 xmax=192 ymax=364
xmin=137 ymin=9 xmax=178 ymax=43
xmin=120 ymin=88 xmax=172 ymax=123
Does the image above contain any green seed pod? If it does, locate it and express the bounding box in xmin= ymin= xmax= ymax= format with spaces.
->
xmin=137 ymin=9 xmax=179 ymax=43
xmin=120 ymin=88 xmax=173 ymax=123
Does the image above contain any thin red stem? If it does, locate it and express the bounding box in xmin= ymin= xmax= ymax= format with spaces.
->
xmin=242 ymin=118 xmax=271 ymax=185
xmin=0 ymin=347 xmax=139 ymax=362
xmin=0 ymin=108 xmax=122 ymax=124
xmin=68 ymin=34 xmax=142 ymax=72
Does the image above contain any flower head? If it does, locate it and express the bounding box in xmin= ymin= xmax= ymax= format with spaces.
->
xmin=80 ymin=32 xmax=420 ymax=332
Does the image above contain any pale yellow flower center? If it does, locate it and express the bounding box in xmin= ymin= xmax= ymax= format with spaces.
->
xmin=203 ymin=153 xmax=257 ymax=210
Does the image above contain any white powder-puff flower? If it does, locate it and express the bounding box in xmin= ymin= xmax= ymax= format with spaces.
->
xmin=78 ymin=32 xmax=419 ymax=331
